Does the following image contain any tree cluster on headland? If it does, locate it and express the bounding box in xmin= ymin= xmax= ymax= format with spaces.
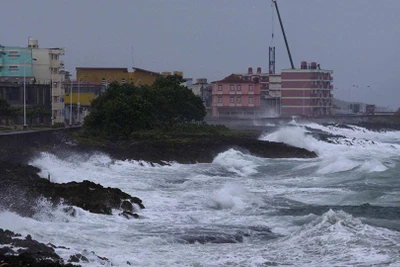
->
xmin=83 ymin=75 xmax=206 ymax=138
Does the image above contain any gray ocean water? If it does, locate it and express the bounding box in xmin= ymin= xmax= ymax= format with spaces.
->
xmin=1 ymin=122 xmax=399 ymax=266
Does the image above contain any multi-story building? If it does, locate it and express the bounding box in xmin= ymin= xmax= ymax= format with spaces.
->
xmin=29 ymin=38 xmax=65 ymax=124
xmin=281 ymin=61 xmax=333 ymax=116
xmin=212 ymin=72 xmax=261 ymax=118
xmin=0 ymin=38 xmax=65 ymax=125
xmin=0 ymin=45 xmax=34 ymax=78
xmin=212 ymin=63 xmax=334 ymax=118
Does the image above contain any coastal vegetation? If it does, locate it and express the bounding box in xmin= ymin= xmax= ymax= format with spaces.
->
xmin=83 ymin=75 xmax=207 ymax=138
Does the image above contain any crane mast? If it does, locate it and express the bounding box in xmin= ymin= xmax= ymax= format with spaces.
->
xmin=272 ymin=0 xmax=295 ymax=69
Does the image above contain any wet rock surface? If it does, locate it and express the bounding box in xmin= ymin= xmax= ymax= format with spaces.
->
xmin=0 ymin=229 xmax=78 ymax=267
xmin=0 ymin=161 xmax=144 ymax=217
xmin=90 ymin=135 xmax=318 ymax=165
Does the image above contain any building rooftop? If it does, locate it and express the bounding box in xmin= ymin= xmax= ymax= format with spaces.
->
xmin=76 ymin=67 xmax=129 ymax=72
xmin=218 ymin=74 xmax=258 ymax=83
xmin=132 ymin=67 xmax=161 ymax=76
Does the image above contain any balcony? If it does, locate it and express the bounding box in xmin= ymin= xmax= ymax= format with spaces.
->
xmin=50 ymin=60 xmax=64 ymax=69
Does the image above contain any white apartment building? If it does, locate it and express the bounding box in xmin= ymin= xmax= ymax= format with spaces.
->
xmin=29 ymin=38 xmax=65 ymax=124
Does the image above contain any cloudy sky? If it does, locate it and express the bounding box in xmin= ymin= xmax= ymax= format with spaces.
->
xmin=1 ymin=0 xmax=400 ymax=109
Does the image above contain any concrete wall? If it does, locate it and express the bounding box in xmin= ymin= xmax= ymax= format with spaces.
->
xmin=0 ymin=127 xmax=80 ymax=150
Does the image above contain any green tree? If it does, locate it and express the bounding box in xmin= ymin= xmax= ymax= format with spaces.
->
xmin=83 ymin=75 xmax=206 ymax=138
xmin=26 ymin=106 xmax=51 ymax=125
xmin=0 ymin=97 xmax=17 ymax=125
xmin=150 ymin=75 xmax=206 ymax=126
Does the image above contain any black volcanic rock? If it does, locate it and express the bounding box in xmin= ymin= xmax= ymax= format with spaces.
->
xmin=0 ymin=229 xmax=78 ymax=267
xmin=0 ymin=161 xmax=144 ymax=217
xmin=86 ymin=134 xmax=317 ymax=165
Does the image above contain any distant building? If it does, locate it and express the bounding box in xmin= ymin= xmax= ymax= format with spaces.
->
xmin=76 ymin=67 xmax=183 ymax=87
xmin=281 ymin=61 xmax=333 ymax=116
xmin=29 ymin=38 xmax=66 ymax=124
xmin=0 ymin=38 xmax=65 ymax=125
xmin=186 ymin=78 xmax=212 ymax=109
xmin=76 ymin=67 xmax=162 ymax=87
xmin=64 ymin=81 xmax=105 ymax=125
xmin=212 ymin=62 xmax=334 ymax=118
xmin=212 ymin=73 xmax=261 ymax=118
xmin=237 ymin=67 xmax=280 ymax=117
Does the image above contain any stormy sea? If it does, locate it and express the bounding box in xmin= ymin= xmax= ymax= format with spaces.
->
xmin=1 ymin=121 xmax=399 ymax=267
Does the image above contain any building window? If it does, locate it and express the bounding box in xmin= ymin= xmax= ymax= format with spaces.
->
xmin=101 ymin=78 xmax=106 ymax=85
xmin=218 ymin=85 xmax=222 ymax=91
xmin=249 ymin=85 xmax=253 ymax=91
xmin=218 ymin=96 xmax=222 ymax=103
xmin=8 ymin=51 xmax=20 ymax=58
xmin=122 ymin=78 xmax=126 ymax=84
xmin=230 ymin=96 xmax=234 ymax=103
xmin=237 ymin=97 xmax=241 ymax=103
xmin=249 ymin=97 xmax=253 ymax=103
xmin=9 ymin=66 xmax=19 ymax=72
xmin=230 ymin=85 xmax=234 ymax=91
xmin=237 ymin=85 xmax=241 ymax=91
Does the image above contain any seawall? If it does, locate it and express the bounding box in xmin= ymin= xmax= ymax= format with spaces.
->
xmin=0 ymin=127 xmax=81 ymax=150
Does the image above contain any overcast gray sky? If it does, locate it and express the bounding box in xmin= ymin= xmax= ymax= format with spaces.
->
xmin=1 ymin=0 xmax=400 ymax=109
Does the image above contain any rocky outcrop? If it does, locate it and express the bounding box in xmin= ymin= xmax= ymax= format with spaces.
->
xmin=89 ymin=135 xmax=317 ymax=165
xmin=0 ymin=229 xmax=78 ymax=267
xmin=0 ymin=161 xmax=144 ymax=217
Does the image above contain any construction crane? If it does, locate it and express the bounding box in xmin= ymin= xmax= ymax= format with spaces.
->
xmin=271 ymin=0 xmax=295 ymax=69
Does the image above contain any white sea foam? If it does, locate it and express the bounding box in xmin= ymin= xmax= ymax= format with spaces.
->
xmin=1 ymin=122 xmax=399 ymax=266
xmin=212 ymin=148 xmax=260 ymax=176
xmin=260 ymin=122 xmax=400 ymax=175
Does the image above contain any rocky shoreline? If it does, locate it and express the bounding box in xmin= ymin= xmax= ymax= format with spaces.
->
xmin=0 ymin=129 xmax=318 ymax=266
xmin=0 ymin=161 xmax=145 ymax=266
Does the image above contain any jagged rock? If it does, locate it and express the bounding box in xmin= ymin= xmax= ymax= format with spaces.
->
xmin=119 ymin=210 xmax=140 ymax=219
xmin=0 ymin=229 xmax=77 ymax=267
xmin=0 ymin=161 xmax=144 ymax=217
xmin=68 ymin=253 xmax=89 ymax=263
xmin=121 ymin=200 xmax=134 ymax=212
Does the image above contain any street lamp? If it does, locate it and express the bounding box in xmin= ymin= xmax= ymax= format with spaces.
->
xmin=77 ymin=74 xmax=87 ymax=124
xmin=69 ymin=80 xmax=73 ymax=126
xmin=23 ymin=57 xmax=37 ymax=129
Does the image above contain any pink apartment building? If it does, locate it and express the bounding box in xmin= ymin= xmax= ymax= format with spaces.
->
xmin=212 ymin=70 xmax=261 ymax=118
xmin=212 ymin=63 xmax=334 ymax=118
xmin=281 ymin=61 xmax=333 ymax=116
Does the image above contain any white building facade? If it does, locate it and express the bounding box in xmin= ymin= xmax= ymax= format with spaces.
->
xmin=30 ymin=38 xmax=65 ymax=124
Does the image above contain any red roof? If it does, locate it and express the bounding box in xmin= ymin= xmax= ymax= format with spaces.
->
xmin=218 ymin=74 xmax=257 ymax=83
